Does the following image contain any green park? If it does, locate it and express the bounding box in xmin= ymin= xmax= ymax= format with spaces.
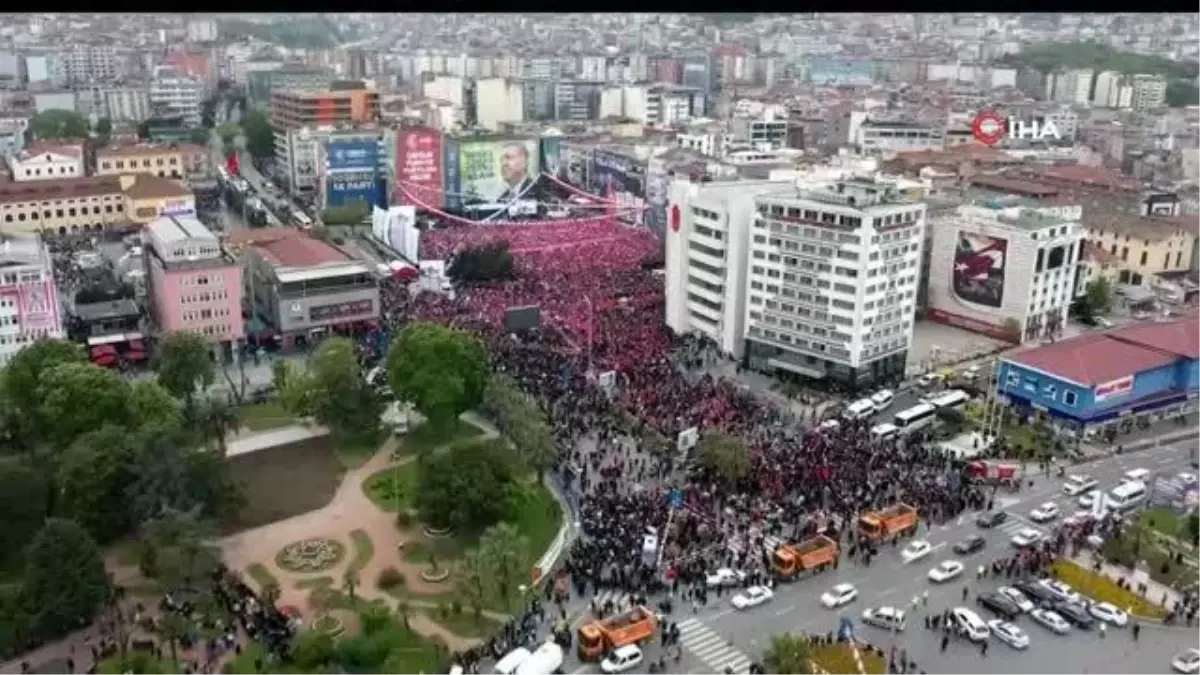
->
xmin=0 ymin=322 xmax=566 ymax=674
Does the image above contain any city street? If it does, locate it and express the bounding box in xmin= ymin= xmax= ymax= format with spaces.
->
xmin=557 ymin=440 xmax=1199 ymax=675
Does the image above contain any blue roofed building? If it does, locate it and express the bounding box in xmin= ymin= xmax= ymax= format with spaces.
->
xmin=995 ymin=314 xmax=1199 ymax=432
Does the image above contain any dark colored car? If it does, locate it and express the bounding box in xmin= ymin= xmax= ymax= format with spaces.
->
xmin=976 ymin=592 xmax=1021 ymax=621
xmin=954 ymin=535 xmax=987 ymax=555
xmin=1052 ymin=601 xmax=1096 ymax=630
xmin=976 ymin=511 xmax=1009 ymax=528
xmin=1013 ymin=581 xmax=1059 ymax=605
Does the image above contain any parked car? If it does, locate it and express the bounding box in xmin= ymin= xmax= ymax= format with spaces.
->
xmin=976 ymin=592 xmax=1022 ymax=621
xmin=1087 ymin=601 xmax=1129 ymax=627
xmin=986 ymin=619 xmax=1030 ymax=650
xmin=996 ymin=586 xmax=1035 ymax=613
xmin=1010 ymin=528 xmax=1044 ymax=548
xmin=1030 ymin=608 xmax=1071 ymax=635
xmin=600 ymin=645 xmax=643 ymax=674
xmin=1038 ymin=579 xmax=1082 ymax=604
xmin=1013 ymin=580 xmax=1060 ymax=605
xmin=1171 ymin=648 xmax=1200 ymax=674
xmin=1063 ymin=475 xmax=1098 ymax=496
xmin=1030 ymin=502 xmax=1061 ymax=522
xmin=1051 ymin=601 xmax=1096 ymax=630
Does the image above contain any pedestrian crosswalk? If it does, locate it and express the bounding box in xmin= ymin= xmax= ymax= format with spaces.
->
xmin=726 ymin=533 xmax=786 ymax=556
xmin=995 ymin=514 xmax=1045 ymax=539
xmin=676 ymin=617 xmax=753 ymax=674
xmin=591 ymin=588 xmax=633 ymax=610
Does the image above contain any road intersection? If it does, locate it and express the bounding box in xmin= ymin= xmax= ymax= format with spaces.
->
xmin=561 ymin=441 xmax=1199 ymax=674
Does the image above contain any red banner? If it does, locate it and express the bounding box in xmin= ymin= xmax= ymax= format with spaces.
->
xmin=396 ymin=127 xmax=445 ymax=209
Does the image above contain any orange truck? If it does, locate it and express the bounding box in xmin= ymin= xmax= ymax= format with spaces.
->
xmin=576 ymin=606 xmax=658 ymax=661
xmin=771 ymin=534 xmax=839 ymax=581
xmin=857 ymin=503 xmax=919 ymax=542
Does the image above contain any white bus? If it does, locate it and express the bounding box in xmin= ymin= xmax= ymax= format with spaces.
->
xmin=893 ymin=403 xmax=938 ymax=433
xmin=291 ymin=209 xmax=313 ymax=229
xmin=926 ymin=389 xmax=971 ymax=411
xmin=1106 ymin=480 xmax=1147 ymax=512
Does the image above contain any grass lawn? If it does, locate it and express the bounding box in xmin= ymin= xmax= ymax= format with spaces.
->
xmin=238 ymin=399 xmax=296 ymax=432
xmin=1051 ymin=560 xmax=1168 ymax=619
xmin=225 ymin=436 xmax=342 ymax=530
xmin=246 ymin=563 xmax=278 ymax=591
xmin=334 ymin=441 xmax=381 ymax=470
xmin=1140 ymin=508 xmax=1186 ymax=538
xmin=295 ymin=576 xmax=334 ymax=591
xmin=401 ymin=537 xmax=466 ymax=566
xmin=398 ymin=418 xmax=485 ymax=457
xmin=425 ymin=609 xmax=503 ymax=639
xmin=363 ymin=461 xmax=420 ymax=513
xmin=348 ymin=529 xmax=375 ymax=576
xmin=809 ymin=642 xmax=887 ymax=675
xmin=509 ymin=480 xmax=564 ymax=564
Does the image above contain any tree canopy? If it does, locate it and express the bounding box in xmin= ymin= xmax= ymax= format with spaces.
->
xmin=241 ymin=107 xmax=275 ymax=160
xmin=21 ymin=518 xmax=111 ymax=643
xmin=322 ymin=201 xmax=370 ymax=227
xmin=278 ymin=337 xmax=382 ymax=445
xmin=387 ymin=323 xmax=489 ymax=430
xmin=154 ymin=331 xmax=215 ymax=407
xmin=695 ymin=431 xmax=751 ymax=483
xmin=29 ymin=110 xmax=89 ymax=141
xmin=763 ymin=633 xmax=813 ymax=674
xmin=417 ymin=438 xmax=515 ymax=532
xmin=447 ymin=241 xmax=515 ymax=284
xmin=999 ymin=41 xmax=1197 ymax=80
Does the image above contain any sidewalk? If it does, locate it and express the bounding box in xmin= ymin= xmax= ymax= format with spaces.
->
xmin=1076 ymin=417 xmax=1198 ymax=465
xmin=1071 ymin=549 xmax=1184 ymax=620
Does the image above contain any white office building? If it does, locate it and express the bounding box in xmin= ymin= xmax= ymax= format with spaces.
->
xmin=742 ymin=178 xmax=926 ymax=388
xmin=926 ymin=205 xmax=1082 ymax=344
xmin=855 ymin=120 xmax=945 ymax=156
xmin=1131 ymin=74 xmax=1167 ymax=111
xmin=150 ymin=66 xmax=205 ymax=126
xmin=664 ymin=178 xmax=793 ymax=359
xmin=104 ymin=87 xmax=151 ymax=123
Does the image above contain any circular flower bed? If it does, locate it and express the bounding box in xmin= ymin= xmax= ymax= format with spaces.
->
xmin=275 ymin=538 xmax=346 ymax=573
xmin=312 ymin=614 xmax=344 ymax=637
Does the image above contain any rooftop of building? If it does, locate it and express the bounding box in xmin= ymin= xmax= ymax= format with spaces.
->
xmin=145 ymin=214 xmax=216 ymax=244
xmin=1086 ymin=210 xmax=1197 ymax=242
xmin=0 ymin=233 xmax=49 ymax=265
xmin=0 ymin=175 xmax=122 ymax=205
xmin=271 ymin=88 xmax=378 ymax=101
xmin=74 ymin=297 xmax=140 ymax=324
xmin=233 ymin=228 xmax=354 ymax=272
xmin=121 ymin=173 xmax=190 ymax=201
xmin=1016 ymin=164 xmax=1143 ymax=193
xmin=1004 ymin=314 xmax=1199 ymax=386
xmin=97 ymin=142 xmax=207 ymax=158
xmin=13 ymin=140 xmax=86 ymax=160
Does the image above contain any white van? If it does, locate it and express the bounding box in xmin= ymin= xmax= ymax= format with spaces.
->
xmin=818 ymin=419 xmax=841 ymax=432
xmin=515 ymin=641 xmax=564 ymax=675
xmin=1122 ymin=468 xmax=1150 ymax=484
xmin=494 ymin=647 xmax=533 ymax=675
xmin=844 ymin=398 xmax=877 ymax=421
xmin=870 ymin=423 xmax=900 ymax=441
xmin=951 ymin=607 xmax=990 ymax=642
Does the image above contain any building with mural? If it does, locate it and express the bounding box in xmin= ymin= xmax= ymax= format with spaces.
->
xmin=0 ymin=233 xmax=63 ymax=366
xmin=442 ymin=135 xmax=540 ymax=213
xmin=926 ymin=204 xmax=1082 ymax=343
xmin=316 ymin=133 xmax=389 ymax=213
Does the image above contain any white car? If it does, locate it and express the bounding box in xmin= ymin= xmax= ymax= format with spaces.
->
xmin=928 ymin=560 xmax=965 ymax=583
xmin=1037 ymin=579 xmax=1081 ymax=604
xmin=705 ymin=568 xmax=747 ymax=588
xmin=996 ymin=586 xmax=1035 ymax=613
xmin=1172 ymin=648 xmax=1200 ymax=674
xmin=1177 ymin=472 xmax=1198 ymax=486
xmin=1011 ymin=528 xmax=1044 ymax=548
xmin=871 ymin=389 xmax=895 ymax=409
xmin=1063 ymin=475 xmax=1098 ymax=496
xmin=917 ymin=372 xmax=943 ymax=387
xmin=731 ymin=586 xmax=774 ymax=610
xmin=900 ymin=540 xmax=933 ymax=563
xmin=600 ymin=645 xmax=643 ymax=674
xmin=821 ymin=583 xmax=859 ymax=609
xmin=1030 ymin=502 xmax=1061 ymax=522
xmin=961 ymin=365 xmax=983 ymax=382
xmin=1087 ymin=601 xmax=1129 ymax=627
xmin=1078 ymin=490 xmax=1100 ymax=508
xmin=861 ymin=606 xmax=907 ymax=631
xmin=1030 ymin=608 xmax=1071 ymax=635
xmin=986 ymin=619 xmax=1030 ymax=650
xmin=818 ymin=419 xmax=841 ymax=432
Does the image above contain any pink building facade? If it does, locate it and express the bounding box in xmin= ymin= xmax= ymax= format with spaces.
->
xmin=143 ymin=215 xmax=244 ymax=358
